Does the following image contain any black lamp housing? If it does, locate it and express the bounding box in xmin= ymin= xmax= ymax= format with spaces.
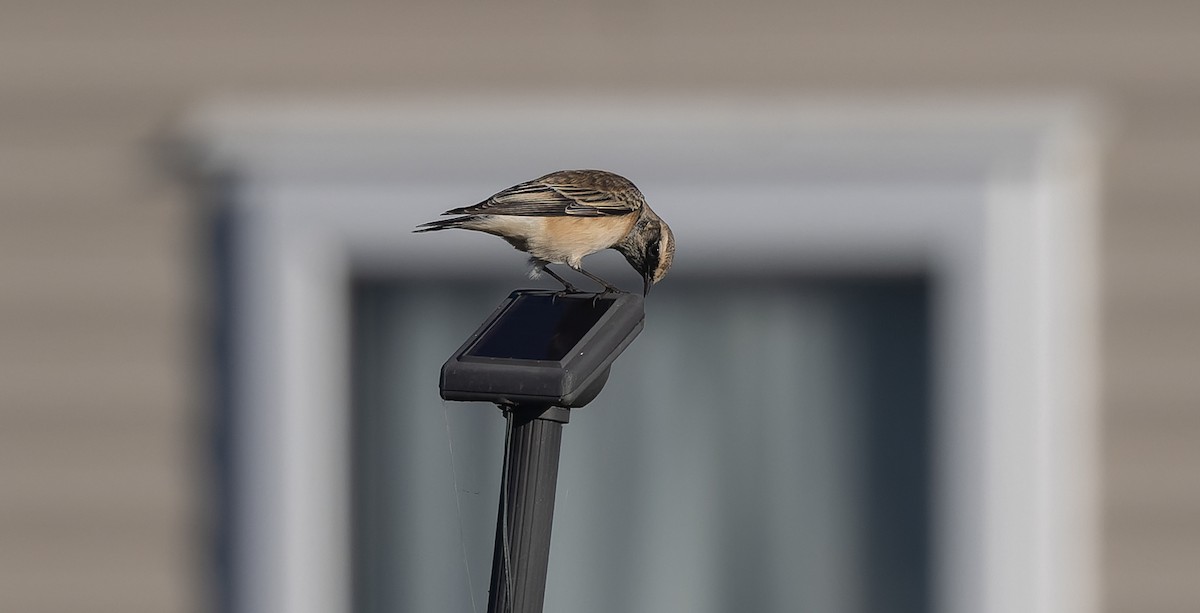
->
xmin=439 ymin=290 xmax=645 ymax=408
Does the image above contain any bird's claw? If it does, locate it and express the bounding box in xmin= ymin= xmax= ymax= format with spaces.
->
xmin=591 ymin=285 xmax=626 ymax=306
xmin=552 ymin=285 xmax=583 ymax=302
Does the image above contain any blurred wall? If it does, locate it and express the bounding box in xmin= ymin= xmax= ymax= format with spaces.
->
xmin=1 ymin=2 xmax=1197 ymax=612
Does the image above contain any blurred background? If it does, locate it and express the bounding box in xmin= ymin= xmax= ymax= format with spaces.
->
xmin=1 ymin=2 xmax=1198 ymax=612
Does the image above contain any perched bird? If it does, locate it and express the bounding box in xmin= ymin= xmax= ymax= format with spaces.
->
xmin=415 ymin=169 xmax=675 ymax=295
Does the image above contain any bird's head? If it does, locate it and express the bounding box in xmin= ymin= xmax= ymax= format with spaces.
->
xmin=619 ymin=211 xmax=675 ymax=296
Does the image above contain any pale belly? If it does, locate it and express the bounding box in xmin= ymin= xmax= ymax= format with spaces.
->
xmin=469 ymin=215 xmax=634 ymax=267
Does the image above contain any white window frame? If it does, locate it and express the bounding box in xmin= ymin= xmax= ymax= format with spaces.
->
xmin=185 ymin=96 xmax=1101 ymax=613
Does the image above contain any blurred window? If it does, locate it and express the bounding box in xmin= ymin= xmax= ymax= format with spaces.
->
xmin=350 ymin=277 xmax=931 ymax=613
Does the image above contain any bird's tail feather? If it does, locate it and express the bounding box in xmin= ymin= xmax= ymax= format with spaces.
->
xmin=413 ymin=216 xmax=471 ymax=233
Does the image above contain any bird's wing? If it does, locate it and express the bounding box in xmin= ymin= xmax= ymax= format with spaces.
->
xmin=445 ymin=179 xmax=640 ymax=217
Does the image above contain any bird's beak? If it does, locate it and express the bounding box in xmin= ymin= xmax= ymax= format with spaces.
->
xmin=643 ymin=273 xmax=653 ymax=296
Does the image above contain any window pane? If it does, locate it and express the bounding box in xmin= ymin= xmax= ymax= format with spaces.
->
xmin=351 ymin=278 xmax=930 ymax=613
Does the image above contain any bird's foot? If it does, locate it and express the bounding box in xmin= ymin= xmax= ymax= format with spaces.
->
xmin=552 ymin=284 xmax=584 ymax=302
xmin=590 ymin=284 xmax=627 ymax=306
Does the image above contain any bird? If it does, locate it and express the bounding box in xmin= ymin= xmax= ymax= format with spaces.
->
xmin=414 ymin=169 xmax=675 ymax=295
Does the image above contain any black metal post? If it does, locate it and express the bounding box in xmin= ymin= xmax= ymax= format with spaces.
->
xmin=487 ymin=404 xmax=570 ymax=613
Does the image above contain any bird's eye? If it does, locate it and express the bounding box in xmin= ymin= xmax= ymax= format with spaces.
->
xmin=649 ymin=243 xmax=660 ymax=260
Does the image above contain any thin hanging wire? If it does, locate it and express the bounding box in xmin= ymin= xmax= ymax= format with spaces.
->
xmin=500 ymin=410 xmax=515 ymax=612
xmin=441 ymin=401 xmax=480 ymax=613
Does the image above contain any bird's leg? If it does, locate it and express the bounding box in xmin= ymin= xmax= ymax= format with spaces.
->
xmin=573 ymin=266 xmax=624 ymax=294
xmin=539 ymin=263 xmax=583 ymax=294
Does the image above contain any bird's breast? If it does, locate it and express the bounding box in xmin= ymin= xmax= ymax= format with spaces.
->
xmin=534 ymin=215 xmax=636 ymax=266
xmin=469 ymin=214 xmax=634 ymax=265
